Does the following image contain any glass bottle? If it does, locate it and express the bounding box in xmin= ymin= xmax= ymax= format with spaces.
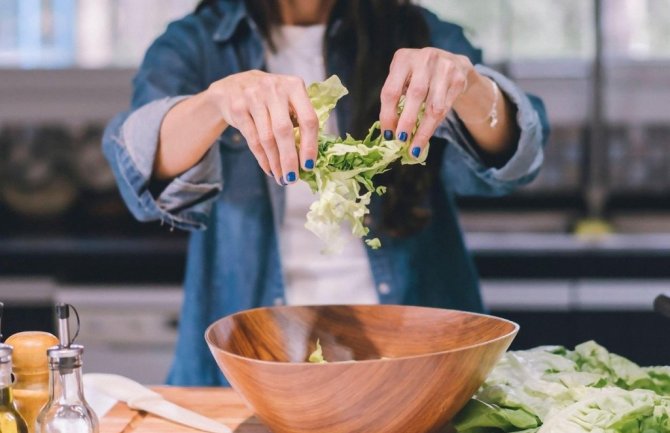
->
xmin=0 ymin=344 xmax=29 ymax=433
xmin=35 ymin=346 xmax=98 ymax=433
xmin=36 ymin=305 xmax=98 ymax=433
xmin=5 ymin=332 xmax=59 ymax=433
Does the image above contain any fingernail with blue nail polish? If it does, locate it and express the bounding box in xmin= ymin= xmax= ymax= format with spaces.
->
xmin=412 ymin=147 xmax=421 ymax=158
xmin=398 ymin=131 xmax=408 ymax=142
xmin=286 ymin=171 xmax=296 ymax=183
xmin=383 ymin=130 xmax=393 ymax=140
xmin=305 ymin=159 xmax=314 ymax=170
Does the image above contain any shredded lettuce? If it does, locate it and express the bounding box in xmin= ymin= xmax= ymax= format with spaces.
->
xmin=453 ymin=341 xmax=670 ymax=433
xmin=308 ymin=339 xmax=327 ymax=364
xmin=365 ymin=238 xmax=382 ymax=249
xmin=299 ymin=76 xmax=425 ymax=254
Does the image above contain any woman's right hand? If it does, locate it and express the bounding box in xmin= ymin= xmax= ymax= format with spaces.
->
xmin=207 ymin=70 xmax=319 ymax=185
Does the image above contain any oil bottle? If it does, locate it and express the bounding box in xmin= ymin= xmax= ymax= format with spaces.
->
xmin=0 ymin=302 xmax=29 ymax=433
xmin=36 ymin=304 xmax=98 ymax=433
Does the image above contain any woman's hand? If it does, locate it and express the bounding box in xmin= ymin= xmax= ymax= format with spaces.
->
xmin=379 ymin=48 xmax=474 ymax=159
xmin=208 ymin=70 xmax=319 ymax=185
xmin=379 ymin=48 xmax=518 ymax=162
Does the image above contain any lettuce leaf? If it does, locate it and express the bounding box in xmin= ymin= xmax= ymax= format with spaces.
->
xmin=300 ymin=76 xmax=425 ymax=254
xmin=365 ymin=238 xmax=381 ymax=249
xmin=453 ymin=341 xmax=670 ymax=433
xmin=454 ymin=399 xmax=540 ymax=433
xmin=308 ymin=339 xmax=327 ymax=364
xmin=537 ymin=388 xmax=670 ymax=433
xmin=570 ymin=341 xmax=659 ymax=392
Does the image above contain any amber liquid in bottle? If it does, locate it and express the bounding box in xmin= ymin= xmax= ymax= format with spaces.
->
xmin=0 ymin=353 xmax=28 ymax=433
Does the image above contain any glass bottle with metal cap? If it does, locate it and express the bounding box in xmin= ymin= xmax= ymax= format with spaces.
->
xmin=0 ymin=345 xmax=29 ymax=433
xmin=36 ymin=304 xmax=98 ymax=433
xmin=0 ymin=302 xmax=29 ymax=433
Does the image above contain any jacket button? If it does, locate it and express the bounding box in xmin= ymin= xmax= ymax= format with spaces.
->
xmin=378 ymin=283 xmax=391 ymax=295
xmin=232 ymin=133 xmax=242 ymax=143
xmin=273 ymin=297 xmax=284 ymax=306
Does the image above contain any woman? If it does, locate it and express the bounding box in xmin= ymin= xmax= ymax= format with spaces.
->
xmin=103 ymin=0 xmax=548 ymax=385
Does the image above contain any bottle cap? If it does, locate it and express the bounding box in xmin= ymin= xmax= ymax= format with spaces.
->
xmin=47 ymin=344 xmax=84 ymax=371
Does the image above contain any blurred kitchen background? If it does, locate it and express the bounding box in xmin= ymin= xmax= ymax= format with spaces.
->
xmin=1 ymin=0 xmax=669 ymax=383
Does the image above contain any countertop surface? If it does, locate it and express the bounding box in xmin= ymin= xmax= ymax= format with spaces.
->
xmin=6 ymin=232 xmax=670 ymax=282
xmin=467 ymin=232 xmax=670 ymax=254
xmin=100 ymin=386 xmax=269 ymax=433
xmin=100 ymin=386 xmax=457 ymax=433
xmin=5 ymin=233 xmax=670 ymax=256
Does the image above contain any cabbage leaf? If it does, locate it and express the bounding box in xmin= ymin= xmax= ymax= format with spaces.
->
xmin=308 ymin=339 xmax=327 ymax=364
xmin=453 ymin=341 xmax=670 ymax=433
xmin=300 ymin=76 xmax=425 ymax=254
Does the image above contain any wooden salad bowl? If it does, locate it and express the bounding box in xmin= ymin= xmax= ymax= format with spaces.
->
xmin=205 ymin=305 xmax=518 ymax=433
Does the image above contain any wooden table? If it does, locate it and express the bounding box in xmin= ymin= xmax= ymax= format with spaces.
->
xmin=100 ymin=387 xmax=270 ymax=433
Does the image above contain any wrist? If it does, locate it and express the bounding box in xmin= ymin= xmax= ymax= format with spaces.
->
xmin=453 ymin=72 xmax=499 ymax=129
xmin=453 ymin=70 xmax=486 ymax=113
xmin=200 ymin=86 xmax=232 ymax=137
xmin=204 ymin=84 xmax=225 ymax=118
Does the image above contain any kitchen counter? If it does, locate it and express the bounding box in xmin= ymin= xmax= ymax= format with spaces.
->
xmin=468 ymin=233 xmax=670 ymax=278
xmin=100 ymin=386 xmax=457 ymax=433
xmin=467 ymin=232 xmax=670 ymax=253
xmin=101 ymin=387 xmax=268 ymax=433
xmin=5 ymin=232 xmax=670 ymax=282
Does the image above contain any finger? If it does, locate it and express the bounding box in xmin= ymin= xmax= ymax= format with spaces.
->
xmin=249 ymin=101 xmax=283 ymax=185
xmin=268 ymin=88 xmax=299 ymax=185
xmin=409 ymin=109 xmax=441 ymax=160
xmin=379 ymin=54 xmax=411 ymax=140
xmin=409 ymin=68 xmax=450 ymax=158
xmin=289 ymin=81 xmax=319 ymax=170
xmin=233 ymin=111 xmax=272 ymax=176
xmin=395 ymin=70 xmax=430 ymax=145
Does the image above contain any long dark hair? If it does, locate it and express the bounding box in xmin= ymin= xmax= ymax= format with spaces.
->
xmin=197 ymin=0 xmax=440 ymax=237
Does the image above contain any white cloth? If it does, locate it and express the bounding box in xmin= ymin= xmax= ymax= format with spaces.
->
xmin=265 ymin=24 xmax=379 ymax=306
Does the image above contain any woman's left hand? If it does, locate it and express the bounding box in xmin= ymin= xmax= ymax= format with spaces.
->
xmin=379 ymin=47 xmax=474 ymax=159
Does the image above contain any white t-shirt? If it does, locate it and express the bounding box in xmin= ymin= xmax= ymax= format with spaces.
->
xmin=265 ymin=25 xmax=379 ymax=306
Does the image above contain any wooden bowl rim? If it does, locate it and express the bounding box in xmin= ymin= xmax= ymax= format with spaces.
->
xmin=205 ymin=304 xmax=519 ymax=366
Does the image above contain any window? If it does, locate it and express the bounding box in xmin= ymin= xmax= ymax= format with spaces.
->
xmin=0 ymin=0 xmax=198 ymax=68
xmin=603 ymin=0 xmax=670 ymax=59
xmin=417 ymin=0 xmax=594 ymax=62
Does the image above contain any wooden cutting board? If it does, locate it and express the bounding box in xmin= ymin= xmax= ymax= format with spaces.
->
xmin=101 ymin=387 xmax=457 ymax=433
xmin=100 ymin=387 xmax=270 ymax=433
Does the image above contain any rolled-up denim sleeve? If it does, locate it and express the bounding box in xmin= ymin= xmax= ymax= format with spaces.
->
xmin=436 ymin=64 xmax=549 ymax=196
xmin=102 ymin=16 xmax=222 ymax=231
xmin=103 ymin=97 xmax=222 ymax=231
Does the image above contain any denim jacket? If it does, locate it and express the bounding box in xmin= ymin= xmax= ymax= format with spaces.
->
xmin=102 ymin=0 xmax=549 ymax=385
